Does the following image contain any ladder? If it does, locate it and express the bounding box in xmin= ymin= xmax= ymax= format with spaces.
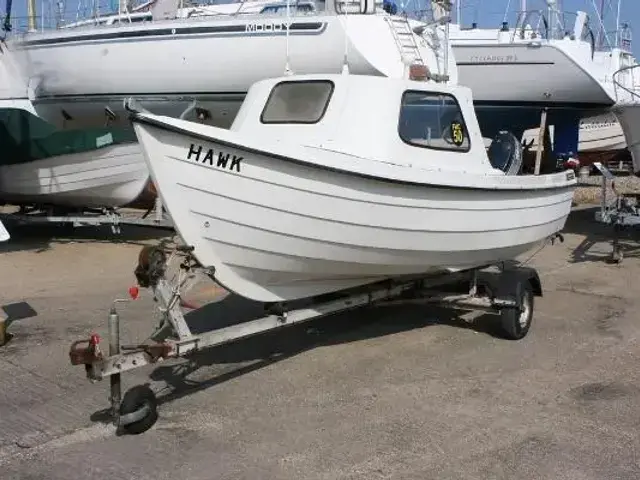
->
xmin=385 ymin=16 xmax=425 ymax=66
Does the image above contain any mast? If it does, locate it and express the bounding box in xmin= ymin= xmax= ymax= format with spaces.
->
xmin=27 ymin=0 xmax=37 ymax=31
xmin=615 ymin=0 xmax=621 ymax=47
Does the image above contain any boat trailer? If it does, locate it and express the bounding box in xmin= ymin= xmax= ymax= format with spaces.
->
xmin=0 ymin=197 xmax=173 ymax=234
xmin=68 ymin=242 xmax=549 ymax=435
xmin=593 ymin=161 xmax=640 ymax=263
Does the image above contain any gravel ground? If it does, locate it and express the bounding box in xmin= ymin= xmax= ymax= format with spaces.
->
xmin=574 ymin=173 xmax=640 ymax=205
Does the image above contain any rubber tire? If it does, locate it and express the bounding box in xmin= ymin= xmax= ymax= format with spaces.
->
xmin=119 ymin=385 xmax=158 ymax=435
xmin=499 ymin=282 xmax=534 ymax=341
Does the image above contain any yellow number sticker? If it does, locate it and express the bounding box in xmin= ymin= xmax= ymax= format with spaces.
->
xmin=451 ymin=121 xmax=464 ymax=147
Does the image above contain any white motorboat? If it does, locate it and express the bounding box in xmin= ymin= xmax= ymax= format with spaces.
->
xmin=7 ymin=0 xmax=456 ymax=130
xmin=0 ymin=107 xmax=151 ymax=208
xmin=0 ymin=40 xmax=151 ymax=209
xmin=128 ymin=69 xmax=577 ymax=303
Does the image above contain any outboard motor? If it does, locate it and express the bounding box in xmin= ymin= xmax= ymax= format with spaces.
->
xmin=487 ymin=131 xmax=524 ymax=175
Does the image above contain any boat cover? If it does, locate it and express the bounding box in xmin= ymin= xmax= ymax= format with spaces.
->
xmin=0 ymin=108 xmax=137 ymax=165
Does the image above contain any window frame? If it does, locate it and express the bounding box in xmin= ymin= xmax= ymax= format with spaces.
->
xmin=260 ymin=79 xmax=335 ymax=125
xmin=397 ymin=90 xmax=472 ymax=153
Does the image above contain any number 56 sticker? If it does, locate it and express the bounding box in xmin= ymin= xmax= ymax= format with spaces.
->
xmin=450 ymin=121 xmax=465 ymax=147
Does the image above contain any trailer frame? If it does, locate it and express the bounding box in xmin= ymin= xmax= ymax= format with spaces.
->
xmin=69 ymin=242 xmax=547 ymax=435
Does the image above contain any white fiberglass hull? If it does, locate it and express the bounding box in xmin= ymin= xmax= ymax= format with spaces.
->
xmin=612 ymin=102 xmax=640 ymax=174
xmin=11 ymin=14 xmax=453 ymax=129
xmin=131 ymin=116 xmax=575 ymax=303
xmin=452 ymin=42 xmax=613 ymax=107
xmin=0 ymin=143 xmax=150 ymax=208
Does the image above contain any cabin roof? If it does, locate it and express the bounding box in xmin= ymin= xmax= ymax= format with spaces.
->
xmin=229 ymin=72 xmax=495 ymax=174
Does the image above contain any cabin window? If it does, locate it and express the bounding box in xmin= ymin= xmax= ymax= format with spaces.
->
xmin=260 ymin=3 xmax=315 ymax=13
xmin=398 ymin=91 xmax=471 ymax=152
xmin=260 ymin=80 xmax=334 ymax=124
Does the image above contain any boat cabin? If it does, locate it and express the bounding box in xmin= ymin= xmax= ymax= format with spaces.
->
xmin=229 ymin=71 xmax=523 ymax=175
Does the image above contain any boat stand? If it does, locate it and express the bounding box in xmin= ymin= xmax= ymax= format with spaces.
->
xmin=68 ymin=242 xmax=545 ymax=435
xmin=592 ymin=161 xmax=640 ymax=263
xmin=0 ymin=198 xmax=173 ymax=234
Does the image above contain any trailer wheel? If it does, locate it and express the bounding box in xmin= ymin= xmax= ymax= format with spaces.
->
xmin=119 ymin=385 xmax=158 ymax=435
xmin=499 ymin=281 xmax=534 ymax=340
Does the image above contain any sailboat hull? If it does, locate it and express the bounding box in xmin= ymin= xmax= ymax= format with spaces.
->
xmin=452 ymin=42 xmax=613 ymax=107
xmin=612 ymin=102 xmax=640 ymax=174
xmin=10 ymin=14 xmax=453 ymax=129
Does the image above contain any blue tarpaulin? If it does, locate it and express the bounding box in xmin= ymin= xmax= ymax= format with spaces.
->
xmin=383 ymin=0 xmax=397 ymax=14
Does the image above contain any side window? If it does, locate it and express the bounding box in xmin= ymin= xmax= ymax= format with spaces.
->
xmin=261 ymin=80 xmax=334 ymax=124
xmin=398 ymin=91 xmax=471 ymax=152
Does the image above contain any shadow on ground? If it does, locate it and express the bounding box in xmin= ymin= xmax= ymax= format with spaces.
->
xmin=0 ymin=221 xmax=175 ymax=255
xmin=563 ymin=205 xmax=640 ymax=264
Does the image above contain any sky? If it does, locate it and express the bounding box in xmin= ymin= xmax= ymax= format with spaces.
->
xmin=3 ymin=0 xmax=639 ymax=56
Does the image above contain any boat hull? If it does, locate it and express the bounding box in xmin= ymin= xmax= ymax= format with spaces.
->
xmin=10 ymin=14 xmax=452 ymax=129
xmin=612 ymin=102 xmax=640 ymax=174
xmin=0 ymin=142 xmax=150 ymax=208
xmin=132 ymin=121 xmax=575 ymax=303
xmin=451 ymin=40 xmax=615 ymax=139
xmin=452 ymin=42 xmax=613 ymax=107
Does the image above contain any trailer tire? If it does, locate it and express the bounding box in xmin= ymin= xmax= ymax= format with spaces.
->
xmin=499 ymin=281 xmax=534 ymax=340
xmin=120 ymin=385 xmax=158 ymax=435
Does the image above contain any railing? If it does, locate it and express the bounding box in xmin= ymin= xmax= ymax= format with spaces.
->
xmin=511 ymin=10 xmax=593 ymax=42
xmin=613 ymin=63 xmax=640 ymax=104
xmin=1 ymin=0 xmax=333 ymax=33
xmin=594 ymin=27 xmax=633 ymax=53
xmin=506 ymin=9 xmax=595 ymax=58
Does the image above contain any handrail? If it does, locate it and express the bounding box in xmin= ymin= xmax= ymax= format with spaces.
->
xmin=612 ymin=63 xmax=640 ymax=103
xmin=511 ymin=8 xmax=595 ymax=58
xmin=2 ymin=0 xmax=326 ymax=33
xmin=515 ymin=10 xmax=549 ymax=41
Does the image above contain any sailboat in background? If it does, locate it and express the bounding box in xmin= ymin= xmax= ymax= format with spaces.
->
xmin=5 ymin=0 xmax=457 ymax=131
xmin=443 ymin=0 xmax=635 ymax=167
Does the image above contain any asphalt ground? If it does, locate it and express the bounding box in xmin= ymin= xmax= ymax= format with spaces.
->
xmin=0 ymin=205 xmax=639 ymax=480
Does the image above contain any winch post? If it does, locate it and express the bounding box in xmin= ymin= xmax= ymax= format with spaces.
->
xmin=108 ymin=305 xmax=122 ymax=424
xmin=534 ymin=108 xmax=548 ymax=175
xmin=469 ymin=269 xmax=478 ymax=296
